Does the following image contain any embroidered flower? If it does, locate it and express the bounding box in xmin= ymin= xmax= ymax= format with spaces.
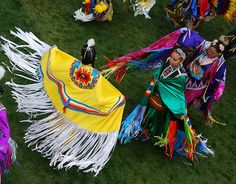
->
xmin=75 ymin=67 xmax=91 ymax=85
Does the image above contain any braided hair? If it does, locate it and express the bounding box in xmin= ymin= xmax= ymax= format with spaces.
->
xmin=0 ymin=86 xmax=3 ymax=96
xmin=81 ymin=38 xmax=96 ymax=67
xmin=223 ymin=29 xmax=236 ymax=60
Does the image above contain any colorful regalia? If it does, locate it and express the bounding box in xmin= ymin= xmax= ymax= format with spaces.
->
xmin=185 ymin=47 xmax=226 ymax=124
xmin=1 ymin=28 xmax=125 ymax=175
xmin=0 ymin=102 xmax=17 ymax=178
xmin=74 ymin=0 xmax=113 ymax=22
xmin=176 ymin=29 xmax=236 ymax=124
xmin=118 ymin=56 xmax=214 ymax=159
xmin=102 ymin=28 xmax=236 ymax=159
xmin=124 ymin=0 xmax=157 ymax=19
xmin=165 ymin=0 xmax=236 ymax=29
xmin=103 ymin=28 xmax=236 ymax=125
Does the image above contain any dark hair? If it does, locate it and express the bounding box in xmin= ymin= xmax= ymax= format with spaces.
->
xmin=0 ymin=86 xmax=3 ymax=96
xmin=223 ymin=30 xmax=236 ymax=60
xmin=81 ymin=44 xmax=96 ymax=67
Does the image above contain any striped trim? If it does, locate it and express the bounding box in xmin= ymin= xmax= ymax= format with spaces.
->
xmin=145 ymin=79 xmax=155 ymax=96
xmin=148 ymin=94 xmax=163 ymax=111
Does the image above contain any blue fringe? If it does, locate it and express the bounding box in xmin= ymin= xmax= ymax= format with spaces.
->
xmin=118 ymin=104 xmax=147 ymax=144
xmin=174 ymin=130 xmax=187 ymax=157
xmin=196 ymin=135 xmax=214 ymax=156
xmin=128 ymin=48 xmax=172 ymax=71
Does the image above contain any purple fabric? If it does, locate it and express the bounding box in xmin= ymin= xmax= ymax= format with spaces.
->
xmin=0 ymin=107 xmax=10 ymax=161
xmin=214 ymin=82 xmax=225 ymax=101
xmin=205 ymin=61 xmax=226 ymax=100
xmin=185 ymin=88 xmax=206 ymax=105
xmin=176 ymin=29 xmax=227 ymax=116
xmin=177 ymin=29 xmax=204 ymax=47
xmin=184 ymin=52 xmax=226 ymax=116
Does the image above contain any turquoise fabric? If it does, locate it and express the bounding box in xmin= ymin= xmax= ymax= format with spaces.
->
xmin=152 ymin=64 xmax=187 ymax=119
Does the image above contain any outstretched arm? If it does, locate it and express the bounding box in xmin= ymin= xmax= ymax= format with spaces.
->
xmin=0 ymin=109 xmax=10 ymax=155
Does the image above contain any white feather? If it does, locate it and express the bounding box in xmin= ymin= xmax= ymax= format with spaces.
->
xmin=219 ymin=35 xmax=229 ymax=46
xmin=0 ymin=65 xmax=6 ymax=80
xmin=87 ymin=38 xmax=95 ymax=47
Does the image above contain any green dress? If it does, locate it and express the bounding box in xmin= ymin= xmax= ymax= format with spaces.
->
xmin=142 ymin=62 xmax=187 ymax=137
xmin=119 ymin=61 xmax=214 ymax=159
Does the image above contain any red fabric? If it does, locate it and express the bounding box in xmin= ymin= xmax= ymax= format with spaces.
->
xmin=84 ymin=0 xmax=92 ymax=14
xmin=166 ymin=120 xmax=178 ymax=158
xmin=199 ymin=0 xmax=211 ymax=17
xmin=148 ymin=95 xmax=164 ymax=111
xmin=104 ymin=29 xmax=183 ymax=66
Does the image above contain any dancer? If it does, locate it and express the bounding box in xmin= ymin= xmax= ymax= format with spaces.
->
xmin=118 ymin=48 xmax=214 ymax=159
xmin=165 ymin=0 xmax=236 ymax=29
xmin=103 ymin=28 xmax=236 ymax=125
xmin=74 ymin=0 xmax=113 ymax=22
xmin=1 ymin=29 xmax=125 ymax=176
xmin=184 ymin=35 xmax=229 ymax=125
xmin=0 ymin=67 xmax=17 ymax=182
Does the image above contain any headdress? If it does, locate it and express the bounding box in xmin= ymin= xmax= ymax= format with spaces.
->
xmin=83 ymin=38 xmax=95 ymax=59
xmin=175 ymin=48 xmax=186 ymax=61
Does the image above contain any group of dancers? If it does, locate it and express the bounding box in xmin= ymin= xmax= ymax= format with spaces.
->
xmin=74 ymin=0 xmax=236 ymax=29
xmin=0 ymin=27 xmax=235 ymax=177
xmin=0 ymin=1 xmax=235 ymax=180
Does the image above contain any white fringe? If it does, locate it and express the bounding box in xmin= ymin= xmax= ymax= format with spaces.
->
xmin=132 ymin=0 xmax=156 ymax=19
xmin=0 ymin=65 xmax=5 ymax=80
xmin=1 ymin=28 xmax=119 ymax=175
xmin=25 ymin=111 xmax=118 ymax=176
xmin=74 ymin=8 xmax=95 ymax=22
xmin=1 ymin=27 xmax=51 ymax=81
xmin=5 ymin=80 xmax=54 ymax=117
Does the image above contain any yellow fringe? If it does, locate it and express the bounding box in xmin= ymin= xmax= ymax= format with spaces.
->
xmin=94 ymin=1 xmax=109 ymax=15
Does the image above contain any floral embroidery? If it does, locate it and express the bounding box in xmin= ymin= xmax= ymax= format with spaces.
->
xmin=70 ymin=60 xmax=100 ymax=89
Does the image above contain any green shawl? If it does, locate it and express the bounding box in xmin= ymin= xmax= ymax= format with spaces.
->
xmin=152 ymin=65 xmax=187 ymax=119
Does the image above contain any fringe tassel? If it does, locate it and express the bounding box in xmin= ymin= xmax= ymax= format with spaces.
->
xmin=74 ymin=8 xmax=95 ymax=22
xmin=5 ymin=81 xmax=55 ymax=116
xmin=183 ymin=118 xmax=197 ymax=160
xmin=25 ymin=111 xmax=118 ymax=176
xmin=155 ymin=118 xmax=214 ymax=160
xmin=8 ymin=138 xmax=18 ymax=164
xmin=118 ymin=104 xmax=146 ymax=144
xmin=132 ymin=0 xmax=156 ymax=19
xmin=1 ymin=27 xmax=50 ymax=82
xmin=196 ymin=135 xmax=214 ymax=156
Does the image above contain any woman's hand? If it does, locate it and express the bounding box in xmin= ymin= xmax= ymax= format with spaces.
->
xmin=180 ymin=115 xmax=185 ymax=120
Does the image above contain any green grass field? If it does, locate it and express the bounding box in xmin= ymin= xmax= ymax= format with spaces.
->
xmin=0 ymin=0 xmax=236 ymax=183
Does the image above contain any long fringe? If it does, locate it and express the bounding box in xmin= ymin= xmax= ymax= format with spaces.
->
xmin=74 ymin=8 xmax=95 ymax=22
xmin=8 ymin=138 xmax=18 ymax=164
xmin=1 ymin=28 xmax=119 ymax=175
xmin=1 ymin=27 xmax=50 ymax=81
xmin=25 ymin=111 xmax=118 ymax=176
xmin=5 ymin=81 xmax=55 ymax=117
xmin=155 ymin=118 xmax=214 ymax=160
xmin=132 ymin=0 xmax=156 ymax=19
xmin=102 ymin=29 xmax=183 ymax=82
xmin=118 ymin=104 xmax=146 ymax=144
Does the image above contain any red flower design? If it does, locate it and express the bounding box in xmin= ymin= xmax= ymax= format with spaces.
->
xmin=75 ymin=67 xmax=91 ymax=85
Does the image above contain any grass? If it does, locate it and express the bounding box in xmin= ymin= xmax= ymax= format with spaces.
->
xmin=0 ymin=0 xmax=236 ymax=183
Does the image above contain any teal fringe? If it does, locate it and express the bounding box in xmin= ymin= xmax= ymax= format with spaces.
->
xmin=118 ymin=104 xmax=146 ymax=144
